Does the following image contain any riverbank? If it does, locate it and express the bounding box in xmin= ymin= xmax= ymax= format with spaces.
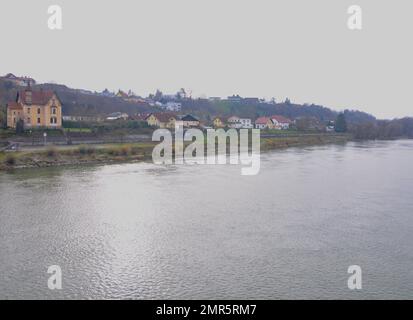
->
xmin=0 ymin=133 xmax=352 ymax=171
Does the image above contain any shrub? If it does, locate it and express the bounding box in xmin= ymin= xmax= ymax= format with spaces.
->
xmin=5 ymin=154 xmax=16 ymax=166
xmin=120 ymin=146 xmax=131 ymax=156
xmin=107 ymin=148 xmax=119 ymax=156
xmin=78 ymin=145 xmax=95 ymax=155
xmin=46 ymin=147 xmax=58 ymax=158
xmin=130 ymin=146 xmax=140 ymax=155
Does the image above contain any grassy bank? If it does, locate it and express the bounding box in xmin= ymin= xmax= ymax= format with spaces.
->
xmin=0 ymin=133 xmax=352 ymax=171
xmin=261 ymin=133 xmax=351 ymax=150
xmin=0 ymin=143 xmax=156 ymax=170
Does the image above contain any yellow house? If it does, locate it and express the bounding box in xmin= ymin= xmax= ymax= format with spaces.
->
xmin=146 ymin=113 xmax=177 ymax=128
xmin=146 ymin=113 xmax=160 ymax=127
xmin=213 ymin=117 xmax=225 ymax=128
xmin=7 ymin=88 xmax=62 ymax=129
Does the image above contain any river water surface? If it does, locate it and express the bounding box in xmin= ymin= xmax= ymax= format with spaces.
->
xmin=0 ymin=140 xmax=412 ymax=299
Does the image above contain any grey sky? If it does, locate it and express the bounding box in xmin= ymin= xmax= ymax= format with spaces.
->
xmin=1 ymin=0 xmax=412 ymax=119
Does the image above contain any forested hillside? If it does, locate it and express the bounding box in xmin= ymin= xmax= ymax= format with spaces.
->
xmin=0 ymin=78 xmax=376 ymax=124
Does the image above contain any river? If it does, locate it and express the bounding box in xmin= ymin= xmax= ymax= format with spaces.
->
xmin=0 ymin=140 xmax=412 ymax=299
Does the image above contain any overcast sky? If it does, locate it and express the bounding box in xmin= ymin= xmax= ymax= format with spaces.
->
xmin=1 ymin=0 xmax=412 ymax=119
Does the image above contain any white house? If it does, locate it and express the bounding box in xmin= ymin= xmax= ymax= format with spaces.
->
xmin=164 ymin=102 xmax=182 ymax=112
xmin=255 ymin=117 xmax=272 ymax=129
xmin=227 ymin=116 xmax=253 ymax=129
xmin=270 ymin=115 xmax=292 ymax=130
xmin=227 ymin=116 xmax=241 ymax=128
xmin=106 ymin=112 xmax=129 ymax=121
xmin=239 ymin=118 xmax=253 ymax=129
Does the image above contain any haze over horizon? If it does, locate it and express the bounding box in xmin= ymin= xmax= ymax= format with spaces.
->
xmin=1 ymin=0 xmax=412 ymax=119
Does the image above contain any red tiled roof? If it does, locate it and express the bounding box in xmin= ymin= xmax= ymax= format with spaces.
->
xmin=152 ymin=112 xmax=177 ymax=122
xmin=132 ymin=113 xmax=151 ymax=121
xmin=270 ymin=115 xmax=292 ymax=124
xmin=7 ymin=101 xmax=23 ymax=110
xmin=255 ymin=116 xmax=271 ymax=124
xmin=18 ymin=90 xmax=55 ymax=105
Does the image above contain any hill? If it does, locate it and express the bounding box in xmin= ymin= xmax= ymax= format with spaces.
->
xmin=0 ymin=77 xmax=376 ymax=124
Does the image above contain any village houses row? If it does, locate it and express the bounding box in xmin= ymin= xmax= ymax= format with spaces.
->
xmin=129 ymin=113 xmax=292 ymax=130
xmin=5 ymin=86 xmax=292 ymax=130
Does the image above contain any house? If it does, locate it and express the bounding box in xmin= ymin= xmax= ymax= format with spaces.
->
xmin=270 ymin=115 xmax=292 ymax=130
xmin=131 ymin=113 xmax=151 ymax=121
xmin=213 ymin=117 xmax=225 ymax=128
xmin=227 ymin=116 xmax=241 ymax=128
xmin=116 ymin=90 xmax=128 ymax=99
xmin=209 ymin=97 xmax=221 ymax=102
xmin=239 ymin=118 xmax=253 ymax=129
xmin=62 ymin=115 xmax=103 ymax=122
xmin=7 ymin=87 xmax=62 ymax=129
xmin=106 ymin=112 xmax=129 ymax=121
xmin=177 ymin=114 xmax=200 ymax=128
xmin=146 ymin=113 xmax=177 ymax=128
xmin=1 ymin=73 xmax=36 ymax=86
xmin=164 ymin=102 xmax=182 ymax=112
xmin=227 ymin=116 xmax=253 ymax=129
xmin=255 ymin=117 xmax=272 ymax=129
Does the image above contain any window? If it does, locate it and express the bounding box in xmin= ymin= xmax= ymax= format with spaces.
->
xmin=50 ymin=117 xmax=57 ymax=124
xmin=52 ymin=108 xmax=57 ymax=115
xmin=37 ymin=118 xmax=41 ymax=124
xmin=37 ymin=108 xmax=41 ymax=114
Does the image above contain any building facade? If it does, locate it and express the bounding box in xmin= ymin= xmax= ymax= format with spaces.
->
xmin=146 ymin=113 xmax=177 ymax=128
xmin=255 ymin=117 xmax=272 ymax=129
xmin=7 ymin=88 xmax=62 ymax=129
xmin=270 ymin=115 xmax=292 ymax=130
xmin=213 ymin=117 xmax=225 ymax=128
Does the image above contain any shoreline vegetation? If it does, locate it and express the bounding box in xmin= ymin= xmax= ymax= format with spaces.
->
xmin=0 ymin=133 xmax=352 ymax=171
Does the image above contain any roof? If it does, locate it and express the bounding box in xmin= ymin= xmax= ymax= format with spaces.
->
xmin=7 ymin=101 xmax=23 ymax=110
xmin=179 ymin=114 xmax=199 ymax=122
xmin=255 ymin=117 xmax=271 ymax=124
xmin=227 ymin=116 xmax=240 ymax=121
xmin=18 ymin=89 xmax=55 ymax=105
xmin=4 ymin=73 xmax=17 ymax=79
xmin=270 ymin=115 xmax=292 ymax=124
xmin=152 ymin=112 xmax=177 ymax=122
xmin=107 ymin=112 xmax=128 ymax=118
xmin=132 ymin=113 xmax=151 ymax=121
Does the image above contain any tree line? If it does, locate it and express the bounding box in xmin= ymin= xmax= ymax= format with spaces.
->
xmin=350 ymin=117 xmax=413 ymax=139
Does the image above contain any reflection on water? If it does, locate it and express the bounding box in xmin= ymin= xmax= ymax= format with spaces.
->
xmin=0 ymin=140 xmax=412 ymax=299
